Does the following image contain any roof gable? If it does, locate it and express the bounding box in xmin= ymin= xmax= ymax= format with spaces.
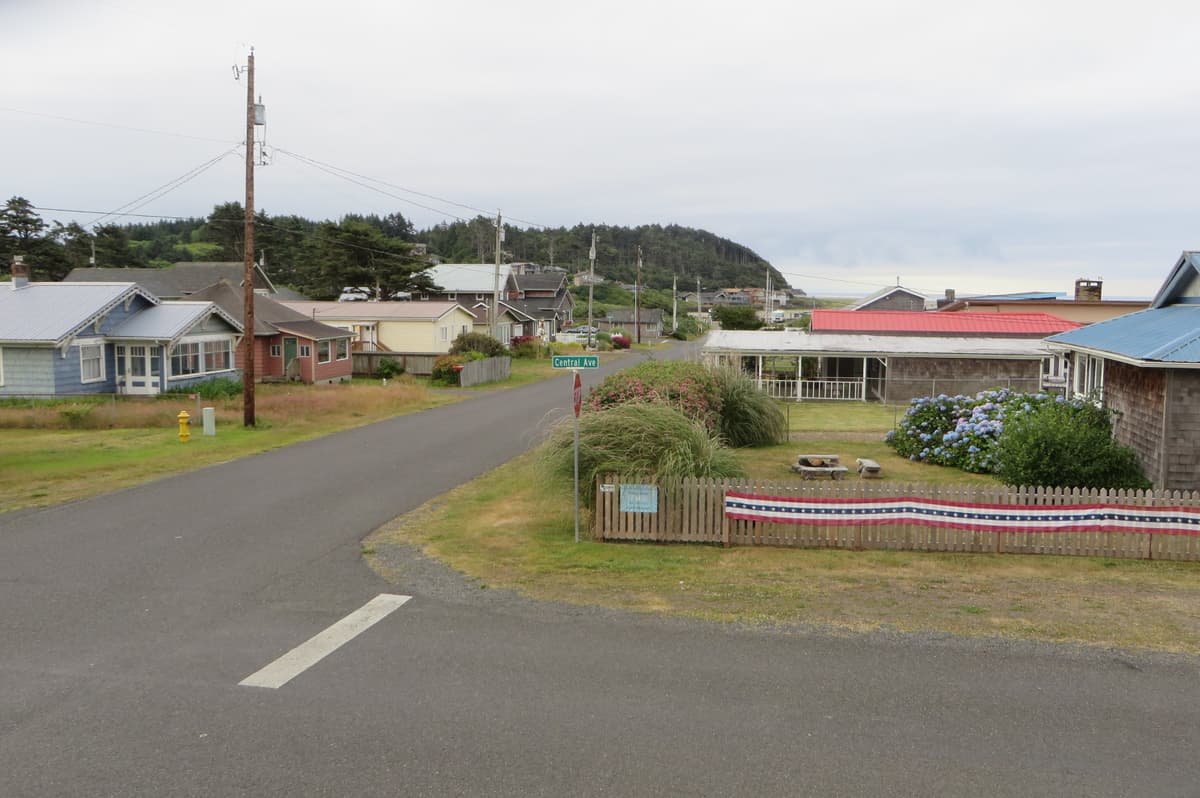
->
xmin=0 ymin=282 xmax=158 ymax=345
xmin=1150 ymin=251 xmax=1200 ymax=308
xmin=110 ymin=301 xmax=242 ymax=347
xmin=187 ymin=279 xmax=314 ymax=335
xmin=847 ymin=285 xmax=927 ymax=310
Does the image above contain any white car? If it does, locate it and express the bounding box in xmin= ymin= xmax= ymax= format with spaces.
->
xmin=338 ymin=287 xmax=371 ymax=302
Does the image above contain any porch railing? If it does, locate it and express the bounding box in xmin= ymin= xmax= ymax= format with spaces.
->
xmin=757 ymin=378 xmax=864 ymax=401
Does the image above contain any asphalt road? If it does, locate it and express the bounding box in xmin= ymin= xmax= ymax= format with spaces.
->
xmin=1 ymin=344 xmax=1197 ymax=797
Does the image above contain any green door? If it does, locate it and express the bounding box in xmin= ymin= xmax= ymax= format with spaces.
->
xmin=283 ymin=337 xmax=298 ymax=379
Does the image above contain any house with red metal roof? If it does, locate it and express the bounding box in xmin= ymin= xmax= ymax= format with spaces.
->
xmin=811 ymin=309 xmax=1080 ymax=336
xmin=702 ymin=309 xmax=1081 ymax=404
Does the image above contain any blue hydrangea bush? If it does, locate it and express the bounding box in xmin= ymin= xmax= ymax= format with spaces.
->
xmin=885 ymin=389 xmax=1068 ymax=473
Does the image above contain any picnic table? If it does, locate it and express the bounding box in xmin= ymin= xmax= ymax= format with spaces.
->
xmin=791 ymin=454 xmax=849 ymax=480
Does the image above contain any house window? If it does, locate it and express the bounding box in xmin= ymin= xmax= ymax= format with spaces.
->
xmin=476 ymin=293 xmax=486 ymax=301
xmin=204 ymin=339 xmax=232 ymax=372
xmin=446 ymin=292 xmax=457 ymax=300
xmin=299 ymin=344 xmax=312 ymax=358
xmin=171 ymin=340 xmax=233 ymax=379
xmin=0 ymin=346 xmax=5 ymax=387
xmin=270 ymin=345 xmax=281 ymax=358
xmin=1041 ymin=355 xmax=1067 ymax=387
xmin=80 ymin=343 xmax=104 ymax=383
xmin=172 ymin=342 xmax=202 ymax=376
xmin=1072 ymin=354 xmax=1105 ymax=402
xmin=336 ymin=339 xmax=349 ymax=360
xmin=318 ymin=340 xmax=332 ymax=364
xmin=439 ymin=326 xmax=448 ymax=341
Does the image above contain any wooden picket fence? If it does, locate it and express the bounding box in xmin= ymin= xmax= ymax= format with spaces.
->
xmin=592 ymin=476 xmax=1200 ymax=561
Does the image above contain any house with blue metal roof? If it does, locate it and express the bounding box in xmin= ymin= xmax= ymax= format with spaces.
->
xmin=1045 ymin=251 xmax=1200 ymax=490
xmin=0 ymin=257 xmax=242 ymax=397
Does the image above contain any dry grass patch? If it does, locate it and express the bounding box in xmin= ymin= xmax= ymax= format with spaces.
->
xmin=0 ymin=378 xmax=456 ymax=512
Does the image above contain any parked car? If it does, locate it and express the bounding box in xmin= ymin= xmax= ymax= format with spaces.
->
xmin=563 ymin=325 xmax=598 ymax=335
xmin=338 ymin=286 xmax=371 ymax=302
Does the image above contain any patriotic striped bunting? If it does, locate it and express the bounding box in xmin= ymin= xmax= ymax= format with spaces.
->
xmin=724 ymin=492 xmax=1200 ymax=536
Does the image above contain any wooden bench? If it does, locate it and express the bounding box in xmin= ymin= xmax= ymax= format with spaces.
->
xmin=856 ymin=457 xmax=882 ymax=478
xmin=791 ymin=454 xmax=849 ymax=480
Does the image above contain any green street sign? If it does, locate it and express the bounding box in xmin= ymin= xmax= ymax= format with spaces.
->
xmin=552 ymin=355 xmax=599 ymax=369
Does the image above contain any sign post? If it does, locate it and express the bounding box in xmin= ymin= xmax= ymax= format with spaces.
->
xmin=553 ymin=357 xmax=597 ymax=543
xmin=573 ymin=371 xmax=582 ymax=543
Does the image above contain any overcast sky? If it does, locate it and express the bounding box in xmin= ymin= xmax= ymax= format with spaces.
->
xmin=4 ymin=0 xmax=1200 ymax=299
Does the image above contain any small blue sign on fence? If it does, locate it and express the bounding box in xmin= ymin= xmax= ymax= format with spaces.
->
xmin=620 ymin=484 xmax=659 ymax=513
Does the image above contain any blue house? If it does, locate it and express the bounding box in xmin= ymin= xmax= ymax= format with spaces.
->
xmin=0 ymin=258 xmax=242 ymax=397
xmin=1046 ymin=251 xmax=1200 ymax=490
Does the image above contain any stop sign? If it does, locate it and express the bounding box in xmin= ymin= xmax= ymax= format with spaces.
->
xmin=573 ymin=371 xmax=582 ymax=417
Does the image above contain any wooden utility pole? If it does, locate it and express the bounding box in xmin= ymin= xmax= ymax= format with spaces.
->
xmin=587 ymin=231 xmax=596 ymax=349
xmin=492 ymin=211 xmax=502 ymax=340
xmin=672 ymin=274 xmax=678 ymax=333
xmin=242 ymin=49 xmax=257 ymax=427
xmin=634 ymin=245 xmax=642 ymax=344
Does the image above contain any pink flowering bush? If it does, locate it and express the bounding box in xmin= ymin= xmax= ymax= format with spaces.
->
xmin=587 ymin=361 xmax=722 ymax=431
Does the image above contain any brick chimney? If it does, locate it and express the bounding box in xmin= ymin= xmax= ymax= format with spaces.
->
xmin=10 ymin=255 xmax=29 ymax=290
xmin=1074 ymin=278 xmax=1102 ymax=301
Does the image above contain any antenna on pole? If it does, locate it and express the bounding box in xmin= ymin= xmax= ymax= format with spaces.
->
xmin=635 ymin=245 xmax=642 ymax=345
xmin=492 ymin=211 xmax=503 ymax=341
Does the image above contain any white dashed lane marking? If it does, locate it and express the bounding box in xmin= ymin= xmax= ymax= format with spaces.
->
xmin=239 ymin=593 xmax=412 ymax=689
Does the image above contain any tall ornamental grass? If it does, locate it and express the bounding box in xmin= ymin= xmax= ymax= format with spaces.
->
xmin=543 ymin=404 xmax=745 ymax=504
xmin=711 ymin=367 xmax=787 ymax=447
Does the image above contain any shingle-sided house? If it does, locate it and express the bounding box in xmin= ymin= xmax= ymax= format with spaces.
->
xmin=1045 ymin=251 xmax=1200 ymax=491
xmin=466 ymin=301 xmax=533 ymax=343
xmin=600 ymin=308 xmax=664 ymax=341
xmin=847 ymin=285 xmax=928 ymax=312
xmin=279 ymin=301 xmax=476 ymax=355
xmin=418 ymin=263 xmax=518 ymax=304
xmin=508 ymin=271 xmax=575 ymax=337
xmin=1 ymin=260 xmax=241 ymax=396
xmin=702 ymin=310 xmax=1080 ymax=403
xmin=417 ymin=264 xmax=574 ymax=339
xmin=187 ymin=281 xmax=353 ymax=384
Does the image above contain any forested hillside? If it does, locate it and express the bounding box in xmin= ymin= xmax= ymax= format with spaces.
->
xmin=1 ymin=196 xmax=788 ymax=300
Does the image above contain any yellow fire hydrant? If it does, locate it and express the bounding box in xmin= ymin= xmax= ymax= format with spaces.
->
xmin=177 ymin=410 xmax=190 ymax=443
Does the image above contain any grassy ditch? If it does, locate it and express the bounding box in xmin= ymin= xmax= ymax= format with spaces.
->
xmin=366 ymin=406 xmax=1200 ymax=654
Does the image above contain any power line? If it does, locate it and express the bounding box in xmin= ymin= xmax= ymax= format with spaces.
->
xmin=30 ymin=205 xmax=435 ymax=266
xmin=35 ymin=206 xmax=205 ymax=221
xmin=84 ymin=146 xmax=243 ymax=229
xmin=273 ymin=147 xmax=551 ymax=229
xmin=0 ymin=105 xmax=237 ymax=145
xmin=273 ymin=148 xmax=472 ymax=223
